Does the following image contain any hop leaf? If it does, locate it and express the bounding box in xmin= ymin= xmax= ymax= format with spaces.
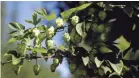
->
xmin=114 ymin=35 xmax=130 ymax=51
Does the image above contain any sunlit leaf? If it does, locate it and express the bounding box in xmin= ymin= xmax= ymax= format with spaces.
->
xmin=114 ymin=35 xmax=130 ymax=51
xmin=44 ymin=12 xmax=56 ymax=21
xmin=32 ymin=47 xmax=47 ymax=53
xmin=8 ymin=37 xmax=16 ymax=43
xmin=82 ymin=56 xmax=89 ymax=66
xmin=99 ymin=45 xmax=112 ymax=53
xmin=94 ymin=57 xmax=104 ymax=68
xmin=61 ymin=2 xmax=92 ymax=21
xmin=123 ymin=48 xmax=134 ymax=60
xmin=108 ymin=72 xmax=121 ymax=78
xmin=9 ymin=22 xmax=25 ymax=30
xmin=12 ymin=55 xmax=21 ymax=65
xmin=101 ymin=66 xmax=112 ymax=74
xmin=108 ymin=60 xmax=123 ymax=75
xmin=76 ymin=23 xmax=83 ymax=36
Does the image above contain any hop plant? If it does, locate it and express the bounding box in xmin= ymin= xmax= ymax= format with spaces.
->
xmin=55 ymin=17 xmax=64 ymax=28
xmin=46 ymin=26 xmax=55 ymax=38
xmin=32 ymin=28 xmax=40 ymax=37
xmin=46 ymin=40 xmax=55 ymax=49
xmin=71 ymin=15 xmax=79 ymax=25
xmin=63 ymin=32 xmax=70 ymax=42
xmin=33 ymin=64 xmax=41 ymax=75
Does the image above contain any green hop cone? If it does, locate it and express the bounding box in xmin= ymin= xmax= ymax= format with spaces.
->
xmin=46 ymin=26 xmax=55 ymax=38
xmin=55 ymin=17 xmax=64 ymax=28
xmin=96 ymin=24 xmax=105 ymax=33
xmin=32 ymin=28 xmax=40 ymax=37
xmin=53 ymin=58 xmax=59 ymax=65
xmin=71 ymin=15 xmax=79 ymax=25
xmin=33 ymin=64 xmax=41 ymax=75
xmin=98 ymin=11 xmax=106 ymax=21
xmin=46 ymin=40 xmax=55 ymax=49
xmin=63 ymin=32 xmax=70 ymax=42
xmin=50 ymin=64 xmax=58 ymax=72
xmin=69 ymin=63 xmax=76 ymax=73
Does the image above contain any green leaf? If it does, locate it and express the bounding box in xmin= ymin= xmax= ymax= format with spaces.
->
xmin=109 ymin=72 xmax=121 ymax=78
xmin=58 ymin=45 xmax=67 ymax=52
xmin=108 ymin=60 xmax=123 ymax=75
xmin=40 ymin=8 xmax=47 ymax=15
xmin=13 ymin=59 xmax=24 ymax=75
xmin=123 ymin=5 xmax=133 ymax=17
xmin=32 ymin=13 xmax=37 ymax=25
xmin=99 ymin=46 xmax=112 ymax=53
xmin=8 ymin=37 xmax=16 ymax=43
xmin=37 ymin=25 xmax=46 ymax=31
xmin=94 ymin=57 xmax=104 ymax=68
xmin=114 ymin=35 xmax=130 ymax=51
xmin=44 ymin=12 xmax=56 ymax=21
xmin=101 ymin=66 xmax=112 ymax=74
xmin=36 ymin=18 xmax=42 ymax=24
xmin=25 ymin=20 xmax=33 ymax=24
xmin=70 ymin=28 xmax=82 ymax=44
xmin=16 ymin=43 xmax=26 ymax=56
xmin=38 ymin=33 xmax=46 ymax=43
xmin=3 ymin=53 xmax=12 ymax=62
xmin=9 ymin=30 xmax=24 ymax=37
xmin=76 ymin=2 xmax=92 ymax=11
xmin=61 ymin=3 xmax=92 ymax=21
xmin=9 ymin=22 xmax=25 ymax=30
xmin=32 ymin=47 xmax=47 ymax=53
xmin=12 ymin=55 xmax=21 ymax=65
xmin=123 ymin=48 xmax=134 ymax=60
xmin=82 ymin=56 xmax=89 ymax=66
xmin=61 ymin=8 xmax=76 ymax=21
xmin=98 ymin=11 xmax=106 ymax=21
xmin=76 ymin=23 xmax=83 ymax=36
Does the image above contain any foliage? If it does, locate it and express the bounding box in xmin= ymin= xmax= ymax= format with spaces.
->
xmin=2 ymin=1 xmax=139 ymax=78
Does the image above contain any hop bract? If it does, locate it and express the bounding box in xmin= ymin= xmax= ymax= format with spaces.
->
xmin=32 ymin=28 xmax=40 ymax=37
xmin=46 ymin=26 xmax=55 ymax=38
xmin=46 ymin=40 xmax=55 ymax=49
xmin=55 ymin=17 xmax=64 ymax=28
xmin=71 ymin=15 xmax=79 ymax=25
xmin=63 ymin=32 xmax=70 ymax=42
